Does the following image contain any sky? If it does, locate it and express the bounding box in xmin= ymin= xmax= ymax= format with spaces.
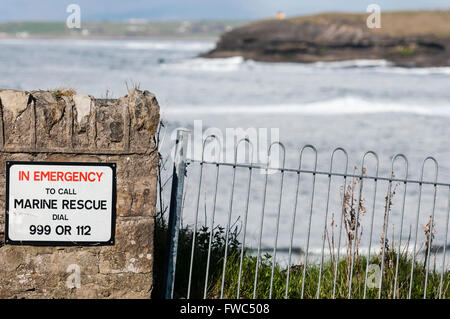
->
xmin=1 ymin=0 xmax=450 ymax=22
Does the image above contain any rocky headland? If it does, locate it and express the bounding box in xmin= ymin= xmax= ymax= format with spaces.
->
xmin=202 ymin=11 xmax=450 ymax=67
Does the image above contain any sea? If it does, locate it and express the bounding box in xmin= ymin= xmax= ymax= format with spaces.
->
xmin=1 ymin=38 xmax=450 ymax=267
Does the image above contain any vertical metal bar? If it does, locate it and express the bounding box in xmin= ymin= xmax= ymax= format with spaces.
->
xmin=332 ymin=150 xmax=349 ymax=299
xmin=408 ymin=180 xmax=423 ymax=297
xmin=317 ymin=148 xmax=346 ymax=298
xmin=377 ymin=184 xmax=392 ymax=299
xmin=253 ymin=150 xmax=270 ymax=299
xmin=391 ymin=155 xmax=408 ymax=299
xmin=348 ymin=151 xmax=378 ymax=299
xmin=203 ymin=136 xmax=222 ymax=299
xmin=408 ymin=157 xmax=434 ymax=298
xmin=362 ymin=176 xmax=380 ymax=300
xmin=300 ymin=145 xmax=318 ymax=299
xmin=269 ymin=142 xmax=286 ymax=298
xmin=347 ymin=171 xmax=364 ymax=299
xmin=362 ymin=153 xmax=380 ymax=299
xmin=317 ymin=166 xmax=333 ymax=299
xmin=423 ymin=157 xmax=438 ymax=299
xmin=377 ymin=157 xmax=406 ymax=298
xmin=285 ymin=151 xmax=303 ymax=299
xmin=203 ymin=162 xmax=220 ymax=298
xmin=163 ymin=129 xmax=190 ymax=299
xmin=237 ymin=140 xmax=254 ymax=299
xmin=220 ymin=139 xmax=242 ymax=299
xmin=187 ymin=136 xmax=209 ymax=298
xmin=439 ymin=186 xmax=450 ymax=299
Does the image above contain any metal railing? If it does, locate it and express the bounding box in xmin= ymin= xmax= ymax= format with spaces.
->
xmin=163 ymin=129 xmax=450 ymax=299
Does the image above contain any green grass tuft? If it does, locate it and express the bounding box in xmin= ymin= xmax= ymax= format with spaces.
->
xmin=153 ymin=217 xmax=449 ymax=299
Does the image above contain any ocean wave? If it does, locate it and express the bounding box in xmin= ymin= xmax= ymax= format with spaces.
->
xmin=161 ymin=56 xmax=249 ymax=72
xmin=123 ymin=41 xmax=215 ymax=51
xmin=304 ymin=59 xmax=450 ymax=75
xmin=68 ymin=39 xmax=215 ymax=52
xmin=0 ymin=38 xmax=215 ymax=52
xmin=313 ymin=59 xmax=393 ymax=68
xmin=163 ymin=97 xmax=450 ymax=117
xmin=376 ymin=66 xmax=450 ymax=75
xmin=162 ymin=56 xmax=450 ymax=75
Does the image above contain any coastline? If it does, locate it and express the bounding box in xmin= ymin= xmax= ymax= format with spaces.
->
xmin=201 ymin=11 xmax=450 ymax=68
xmin=0 ymin=35 xmax=219 ymax=41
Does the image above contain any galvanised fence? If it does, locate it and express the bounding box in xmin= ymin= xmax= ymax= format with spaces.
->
xmin=163 ymin=129 xmax=450 ymax=299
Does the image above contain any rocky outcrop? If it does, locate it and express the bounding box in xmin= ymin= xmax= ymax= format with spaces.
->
xmin=0 ymin=89 xmax=159 ymax=298
xmin=202 ymin=17 xmax=450 ymax=67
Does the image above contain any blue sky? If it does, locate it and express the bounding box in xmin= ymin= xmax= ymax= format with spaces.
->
xmin=1 ymin=0 xmax=450 ymax=22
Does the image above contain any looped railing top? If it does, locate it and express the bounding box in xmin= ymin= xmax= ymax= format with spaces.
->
xmin=267 ymin=141 xmax=286 ymax=170
xmin=391 ymin=154 xmax=409 ymax=180
xmin=330 ymin=147 xmax=348 ymax=175
xmin=187 ymin=139 xmax=450 ymax=187
xmin=420 ymin=156 xmax=439 ymax=184
xmin=235 ymin=137 xmax=254 ymax=165
xmin=361 ymin=150 xmax=379 ymax=177
xmin=201 ymin=134 xmax=222 ymax=163
xmin=298 ymin=144 xmax=317 ymax=172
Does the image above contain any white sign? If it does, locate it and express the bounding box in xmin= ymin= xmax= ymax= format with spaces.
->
xmin=5 ymin=162 xmax=116 ymax=245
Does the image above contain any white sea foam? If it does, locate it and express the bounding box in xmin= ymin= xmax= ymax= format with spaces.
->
xmin=161 ymin=56 xmax=249 ymax=72
xmin=376 ymin=66 xmax=450 ymax=75
xmin=313 ymin=59 xmax=393 ymax=68
xmin=123 ymin=41 xmax=215 ymax=51
xmin=163 ymin=96 xmax=450 ymax=117
xmin=304 ymin=59 xmax=450 ymax=75
xmin=162 ymin=56 xmax=450 ymax=75
xmin=69 ymin=39 xmax=215 ymax=51
xmin=0 ymin=38 xmax=215 ymax=52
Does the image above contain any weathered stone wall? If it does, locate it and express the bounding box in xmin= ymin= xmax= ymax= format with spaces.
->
xmin=0 ymin=89 xmax=159 ymax=298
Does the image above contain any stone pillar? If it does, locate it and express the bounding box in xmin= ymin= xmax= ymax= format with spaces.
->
xmin=0 ymin=88 xmax=159 ymax=298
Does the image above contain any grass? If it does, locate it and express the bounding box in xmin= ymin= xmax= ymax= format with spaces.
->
xmin=276 ymin=10 xmax=450 ymax=38
xmin=152 ymin=214 xmax=241 ymax=299
xmin=2 ymin=11 xmax=450 ymax=39
xmin=53 ymin=88 xmax=76 ymax=99
xmin=215 ymin=251 xmax=449 ymax=299
xmin=152 ymin=215 xmax=450 ymax=299
xmin=152 ymin=158 xmax=450 ymax=299
xmin=0 ymin=22 xmax=68 ymax=35
xmin=0 ymin=20 xmax=246 ymax=38
xmin=397 ymin=45 xmax=417 ymax=57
